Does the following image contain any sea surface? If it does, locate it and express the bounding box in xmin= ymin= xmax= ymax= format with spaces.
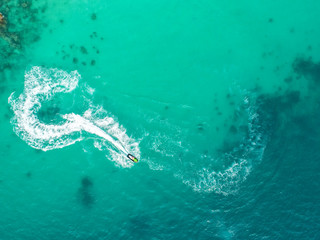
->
xmin=1 ymin=0 xmax=320 ymax=239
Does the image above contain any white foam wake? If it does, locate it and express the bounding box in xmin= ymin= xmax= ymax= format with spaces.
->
xmin=143 ymin=90 xmax=268 ymax=195
xmin=8 ymin=66 xmax=140 ymax=168
xmin=177 ymin=93 xmax=268 ymax=195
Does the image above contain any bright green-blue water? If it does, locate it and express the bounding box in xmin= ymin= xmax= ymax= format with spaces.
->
xmin=1 ymin=0 xmax=320 ymax=239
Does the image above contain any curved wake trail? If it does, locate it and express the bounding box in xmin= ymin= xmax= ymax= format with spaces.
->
xmin=144 ymin=91 xmax=269 ymax=195
xmin=180 ymin=94 xmax=268 ymax=195
xmin=8 ymin=66 xmax=139 ymax=168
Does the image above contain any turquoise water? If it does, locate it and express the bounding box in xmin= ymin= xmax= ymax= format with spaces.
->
xmin=1 ymin=0 xmax=320 ymax=239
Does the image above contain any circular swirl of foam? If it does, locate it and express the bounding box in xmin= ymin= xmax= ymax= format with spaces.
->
xmin=8 ymin=66 xmax=140 ymax=168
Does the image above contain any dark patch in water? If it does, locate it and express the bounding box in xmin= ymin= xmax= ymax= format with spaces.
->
xmin=78 ymin=176 xmax=94 ymax=208
xmin=0 ymin=0 xmax=46 ymax=53
xmin=91 ymin=13 xmax=97 ymax=20
xmin=287 ymin=91 xmax=300 ymax=104
xmin=20 ymin=0 xmax=31 ymax=8
xmin=217 ymin=90 xmax=302 ymax=155
xmin=26 ymin=171 xmax=32 ymax=178
xmin=164 ymin=105 xmax=169 ymax=110
xmin=80 ymin=46 xmax=88 ymax=54
xmin=128 ymin=215 xmax=151 ymax=237
xmin=219 ymin=140 xmax=238 ymax=153
xmin=232 ymin=84 xmax=320 ymax=239
xmin=81 ymin=176 xmax=93 ymax=188
xmin=257 ymin=90 xmax=300 ymax=118
xmin=34 ymin=149 xmax=42 ymax=154
xmin=73 ymin=57 xmax=78 ymax=64
xmin=197 ymin=123 xmax=204 ymax=131
xmin=90 ymin=32 xmax=98 ymax=39
xmin=38 ymin=106 xmax=60 ymax=121
xmin=229 ymin=125 xmax=237 ymax=134
xmin=284 ymin=76 xmax=293 ymax=83
xmin=292 ymin=57 xmax=320 ymax=83
xmin=90 ymin=60 xmax=96 ymax=66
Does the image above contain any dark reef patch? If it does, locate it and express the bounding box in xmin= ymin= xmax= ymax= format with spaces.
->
xmin=292 ymin=57 xmax=320 ymax=83
xmin=257 ymin=90 xmax=300 ymax=114
xmin=254 ymin=89 xmax=303 ymax=138
xmin=91 ymin=13 xmax=97 ymax=20
xmin=1 ymin=0 xmax=47 ymax=87
xmin=78 ymin=176 xmax=95 ymax=208
xmin=80 ymin=46 xmax=88 ymax=54
xmin=55 ymin=43 xmax=100 ymax=66
xmin=0 ymin=0 xmax=46 ymax=51
xmin=90 ymin=32 xmax=97 ymax=39
xmin=217 ymin=82 xmax=306 ymax=157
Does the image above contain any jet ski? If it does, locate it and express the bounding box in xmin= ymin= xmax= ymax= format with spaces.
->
xmin=127 ymin=153 xmax=139 ymax=163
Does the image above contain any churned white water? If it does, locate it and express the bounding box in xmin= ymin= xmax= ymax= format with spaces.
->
xmin=8 ymin=66 xmax=140 ymax=168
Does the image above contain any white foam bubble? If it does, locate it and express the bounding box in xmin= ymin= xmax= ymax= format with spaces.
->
xmin=8 ymin=66 xmax=140 ymax=168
